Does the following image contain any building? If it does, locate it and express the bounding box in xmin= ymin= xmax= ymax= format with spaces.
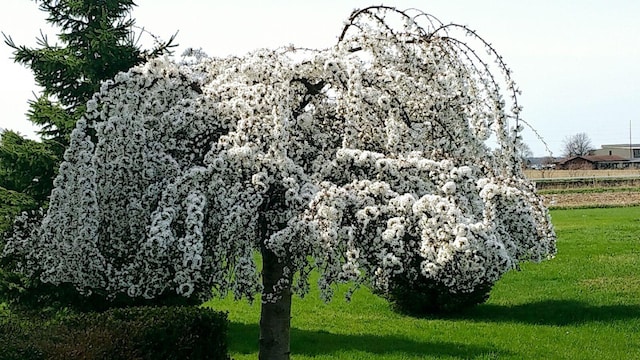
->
xmin=593 ymin=144 xmax=640 ymax=160
xmin=556 ymin=155 xmax=629 ymax=170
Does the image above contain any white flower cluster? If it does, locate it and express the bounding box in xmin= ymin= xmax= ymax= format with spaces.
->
xmin=3 ymin=7 xmax=555 ymax=302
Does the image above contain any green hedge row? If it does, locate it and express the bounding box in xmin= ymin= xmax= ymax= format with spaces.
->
xmin=0 ymin=306 xmax=229 ymax=360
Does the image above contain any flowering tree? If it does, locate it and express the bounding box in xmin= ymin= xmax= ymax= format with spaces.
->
xmin=3 ymin=7 xmax=556 ymax=360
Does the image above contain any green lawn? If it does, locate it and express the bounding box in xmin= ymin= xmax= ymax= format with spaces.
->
xmin=204 ymin=207 xmax=640 ymax=359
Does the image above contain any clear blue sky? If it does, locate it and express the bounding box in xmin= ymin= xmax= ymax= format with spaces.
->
xmin=1 ymin=0 xmax=638 ymax=157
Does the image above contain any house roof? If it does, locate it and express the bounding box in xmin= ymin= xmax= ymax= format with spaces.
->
xmin=557 ymin=155 xmax=628 ymax=164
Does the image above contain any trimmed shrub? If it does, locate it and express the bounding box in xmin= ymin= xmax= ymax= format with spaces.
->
xmin=0 ymin=315 xmax=44 ymax=360
xmin=383 ymin=274 xmax=493 ymax=316
xmin=0 ymin=306 xmax=230 ymax=360
xmin=377 ymin=253 xmax=493 ymax=316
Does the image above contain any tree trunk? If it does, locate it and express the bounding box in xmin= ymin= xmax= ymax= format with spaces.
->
xmin=259 ymin=246 xmax=293 ymax=360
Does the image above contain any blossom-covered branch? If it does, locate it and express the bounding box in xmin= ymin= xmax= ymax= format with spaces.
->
xmin=4 ymin=5 xmax=555 ymax=307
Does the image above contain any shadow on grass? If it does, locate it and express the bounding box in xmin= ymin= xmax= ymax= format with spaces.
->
xmin=448 ymin=300 xmax=640 ymax=326
xmin=229 ymin=322 xmax=506 ymax=357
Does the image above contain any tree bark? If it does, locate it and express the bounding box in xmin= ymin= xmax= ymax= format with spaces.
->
xmin=259 ymin=246 xmax=293 ymax=360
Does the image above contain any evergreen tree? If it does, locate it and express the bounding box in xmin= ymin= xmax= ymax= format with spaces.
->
xmin=1 ymin=0 xmax=175 ymax=209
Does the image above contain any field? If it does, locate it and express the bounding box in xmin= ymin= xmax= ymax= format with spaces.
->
xmin=205 ymin=206 xmax=640 ymax=360
xmin=541 ymin=189 xmax=640 ymax=209
xmin=523 ymin=169 xmax=640 ymax=208
xmin=524 ymin=169 xmax=640 ymax=179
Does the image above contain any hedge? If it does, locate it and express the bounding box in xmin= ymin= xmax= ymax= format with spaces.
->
xmin=0 ymin=305 xmax=229 ymax=360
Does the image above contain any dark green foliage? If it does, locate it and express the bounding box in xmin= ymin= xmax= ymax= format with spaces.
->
xmin=5 ymin=0 xmax=176 ymax=145
xmin=0 ymin=131 xmax=60 ymax=205
xmin=0 ymin=187 xmax=37 ymax=234
xmin=382 ymin=273 xmax=493 ymax=316
xmin=0 ymin=314 xmax=43 ymax=360
xmin=0 ymin=306 xmax=230 ymax=360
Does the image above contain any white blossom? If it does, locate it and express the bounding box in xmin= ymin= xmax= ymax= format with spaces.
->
xmin=2 ymin=7 xmax=555 ymax=302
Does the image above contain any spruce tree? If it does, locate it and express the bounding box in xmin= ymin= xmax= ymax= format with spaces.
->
xmin=1 ymin=0 xmax=175 ymax=210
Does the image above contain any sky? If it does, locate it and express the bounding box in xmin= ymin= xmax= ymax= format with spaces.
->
xmin=0 ymin=0 xmax=638 ymax=157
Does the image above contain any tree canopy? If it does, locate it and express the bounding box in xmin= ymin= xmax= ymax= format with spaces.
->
xmin=561 ymin=132 xmax=594 ymax=158
xmin=3 ymin=6 xmax=556 ymax=359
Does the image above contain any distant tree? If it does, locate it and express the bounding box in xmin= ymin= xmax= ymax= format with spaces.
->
xmin=517 ymin=142 xmax=534 ymax=167
xmin=561 ymin=132 xmax=593 ymax=157
xmin=3 ymin=7 xmax=557 ymax=359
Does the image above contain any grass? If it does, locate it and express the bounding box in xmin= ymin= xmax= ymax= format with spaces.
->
xmin=204 ymin=206 xmax=640 ymax=359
